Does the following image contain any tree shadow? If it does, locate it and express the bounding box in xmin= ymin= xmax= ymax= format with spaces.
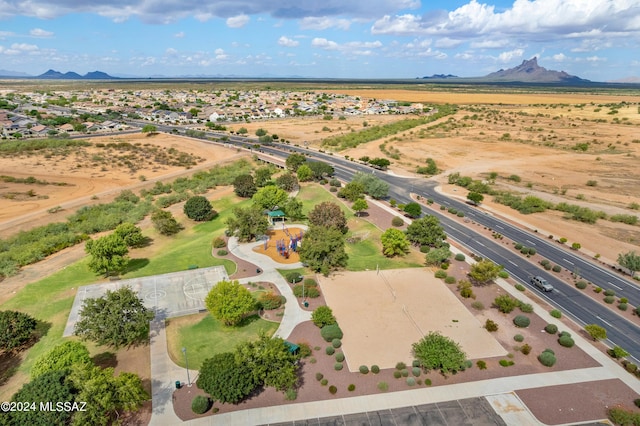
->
xmin=136 ymin=236 xmax=154 ymax=248
xmin=124 ymin=258 xmax=150 ymax=274
xmin=0 ymin=351 xmax=22 ymax=386
xmin=93 ymin=351 xmax=118 ymax=369
xmin=235 ymin=314 xmax=260 ymax=328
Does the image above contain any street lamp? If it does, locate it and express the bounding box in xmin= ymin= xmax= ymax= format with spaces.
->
xmin=182 ymin=347 xmax=191 ymax=387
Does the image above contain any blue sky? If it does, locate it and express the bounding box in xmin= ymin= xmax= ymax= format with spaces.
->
xmin=0 ymin=0 xmax=639 ymax=81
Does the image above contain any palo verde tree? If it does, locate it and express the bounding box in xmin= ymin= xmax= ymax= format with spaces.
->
xmin=468 ymin=259 xmax=503 ymax=285
xmin=74 ymin=286 xmax=154 ymax=348
xmin=381 ymin=228 xmax=410 ymax=257
xmin=467 ymin=191 xmax=484 ymax=205
xmin=85 ymin=233 xmax=129 ymax=277
xmin=205 ymin=279 xmax=256 ymax=326
xmin=151 ymin=209 xmax=182 ymax=236
xmin=225 ymin=205 xmax=269 ymax=242
xmin=618 ymin=250 xmax=640 ymax=277
xmin=351 ymin=172 xmax=389 ymax=199
xmin=308 ymin=201 xmax=348 ymax=234
xmin=183 ymin=195 xmax=216 ymax=221
xmin=0 ymin=310 xmax=38 ymax=353
xmin=584 ymin=324 xmax=607 ymax=341
xmin=412 ymin=331 xmax=467 ymax=376
xmin=311 ymin=306 xmax=337 ymax=328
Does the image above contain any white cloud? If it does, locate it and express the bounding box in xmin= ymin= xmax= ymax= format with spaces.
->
xmin=174 ymin=31 xmax=185 ymax=38
xmin=434 ymin=37 xmax=462 ymax=48
xmin=497 ymin=48 xmax=524 ymax=62
xmin=29 ymin=28 xmax=53 ymax=37
xmin=0 ymin=31 xmax=15 ymax=39
xmin=278 ymin=36 xmax=299 ymax=47
xmin=311 ymin=38 xmax=383 ymax=54
xmin=226 ymin=14 xmax=250 ymax=28
xmin=11 ymin=43 xmax=39 ymax=51
xmin=166 ymin=47 xmax=178 ymax=55
xmin=299 ymin=17 xmax=351 ymax=31
xmin=311 ymin=38 xmax=339 ymax=50
xmin=470 ymin=39 xmax=509 ymax=49
xmin=552 ymin=53 xmax=567 ymax=62
xmin=214 ymin=48 xmax=228 ymax=60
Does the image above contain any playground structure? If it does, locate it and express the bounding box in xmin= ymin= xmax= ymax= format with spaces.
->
xmin=254 ymin=225 xmax=305 ymax=264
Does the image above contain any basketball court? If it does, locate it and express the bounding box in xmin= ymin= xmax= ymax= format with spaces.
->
xmin=63 ymin=266 xmax=228 ymax=337
xmin=317 ymin=268 xmax=507 ymax=372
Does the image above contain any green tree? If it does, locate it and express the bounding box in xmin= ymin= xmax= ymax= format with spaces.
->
xmin=254 ymin=166 xmax=273 ymax=187
xmin=468 ymin=259 xmax=503 ymax=285
xmin=113 ymin=222 xmax=145 ymax=248
xmin=493 ymin=294 xmax=519 ymax=314
xmin=141 ymin=124 xmax=157 ymax=134
xmin=368 ymin=158 xmax=391 ymax=169
xmin=183 ymin=196 xmax=215 ymax=221
xmin=338 ymin=181 xmax=365 ymax=202
xmin=412 ymin=331 xmax=467 ymax=376
xmin=308 ymin=201 xmax=348 ymax=234
xmin=467 ymin=192 xmax=484 ymax=205
xmin=151 ymin=209 xmax=182 ymax=236
xmin=0 ymin=310 xmax=37 ymax=353
xmin=252 ymin=186 xmax=288 ymax=211
xmin=31 ymin=341 xmax=91 ymax=379
xmin=255 ymin=128 xmax=267 ymax=137
xmin=282 ymin=197 xmax=304 ymax=220
xmin=233 ymin=174 xmax=258 ymax=198
xmin=351 ymin=172 xmax=389 ymax=199
xmin=405 ymin=216 xmax=447 ymax=247
xmin=85 ymin=234 xmax=129 ymax=277
xmin=296 ymin=164 xmax=313 ymax=182
xmin=197 ymin=352 xmax=256 ymax=403
xmin=307 ymin=161 xmax=334 ymax=180
xmin=584 ymin=324 xmax=607 ymax=341
xmin=403 ymin=202 xmax=422 ymax=218
xmin=237 ymin=127 xmax=248 ymax=135
xmin=275 ymin=172 xmax=298 ymax=191
xmin=424 ymin=246 xmax=452 ymax=266
xmin=381 ymin=228 xmax=410 ymax=257
xmin=226 ymin=205 xmax=269 ymax=242
xmin=352 ymin=198 xmax=369 ymax=217
xmin=285 ymin=153 xmax=307 ymax=172
xmin=618 ymin=250 xmax=640 ymax=277
xmin=235 ymin=334 xmax=298 ymax=391
xmin=311 ymin=306 xmax=336 ymax=328
xmin=74 ymin=286 xmax=154 ymax=348
xmin=205 ymin=280 xmax=256 ymax=326
xmin=299 ymin=225 xmax=348 ymax=275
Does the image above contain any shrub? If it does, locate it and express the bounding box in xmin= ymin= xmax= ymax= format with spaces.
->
xmin=604 ymin=289 xmax=616 ymax=297
xmin=424 ymin=378 xmax=432 ymax=386
xmin=191 ymin=395 xmax=212 ymax=414
xmin=514 ymin=334 xmax=524 ymax=342
xmin=316 ymin=372 xmax=324 ymax=381
xmin=455 ymin=253 xmax=465 ymax=261
xmin=348 ymin=384 xmax=356 ymax=392
xmin=320 ymin=379 xmax=328 ymax=386
xmin=395 ymin=361 xmax=407 ymax=370
xmin=406 ymin=377 xmax=416 ymax=386
xmin=444 ymin=276 xmax=456 ymax=284
xmin=515 ymin=284 xmax=526 ymax=291
xmin=609 ymin=407 xmax=640 ymax=426
xmin=401 ymin=369 xmax=409 ymax=377
xmin=212 ymin=237 xmax=226 ymax=248
xmin=635 ymin=398 xmax=640 ymax=408
xmin=332 ymin=338 xmax=342 ymax=348
xmin=284 ymin=388 xmax=297 ymax=401
xmin=575 ymin=280 xmax=588 ymax=289
xmin=371 ymin=365 xmax=380 ymax=374
xmin=620 ymin=297 xmax=628 ymax=304
xmin=604 ymin=296 xmax=615 ymax=304
xmin=412 ymin=367 xmax=421 ymax=377
xmin=471 ymin=301 xmax=485 ymax=310
xmin=321 ymin=324 xmax=343 ymax=342
xmin=393 ymin=371 xmax=402 ymax=379
xmin=391 ymin=216 xmax=404 ymax=227
xmin=216 ymin=249 xmax=228 ymax=256
xmin=312 ymin=306 xmax=336 ymax=327
xmin=326 ymin=346 xmax=335 ymax=355
xmin=477 ymin=360 xmax=487 ymax=370
xmin=521 ymin=344 xmax=532 ymax=355
xmin=540 ymin=259 xmax=550 ymax=267
xmin=286 ymin=272 xmax=303 ymax=283
xmin=499 ymin=359 xmax=514 ymax=367
xmin=359 ymin=365 xmax=369 ymax=374
xmin=329 ymin=385 xmax=337 ymax=394
xmin=519 ymin=303 xmax=534 ymax=313
xmin=434 ymin=270 xmax=447 ymax=279
xmin=558 ymin=334 xmax=575 ymax=348
xmin=545 ymin=324 xmax=558 ymax=334
xmin=538 ymin=350 xmax=557 ymax=367
xmin=485 ymin=319 xmax=499 ymax=332
xmin=619 ymin=303 xmax=628 ymax=311
xmin=552 ymin=265 xmax=562 ymax=273
xmin=594 ymin=287 xmax=603 ymax=293
xmin=514 ymin=243 xmax=523 ymax=250
xmin=494 ymin=294 xmax=519 ymax=313
xmin=258 ymin=292 xmax=285 ymax=310
xmin=550 ymin=309 xmax=562 ymax=318
xmin=378 ymin=381 xmax=389 ymax=391
xmin=334 ymin=362 xmax=343 ymax=371
xmin=335 ymin=352 xmax=345 ymax=362
xmin=513 ymin=315 xmax=531 ymax=328
xmin=412 ymin=359 xmax=421 ymax=368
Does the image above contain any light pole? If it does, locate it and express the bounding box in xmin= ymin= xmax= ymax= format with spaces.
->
xmin=182 ymin=347 xmax=191 ymax=387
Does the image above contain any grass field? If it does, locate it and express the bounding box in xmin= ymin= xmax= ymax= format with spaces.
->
xmin=165 ymin=313 xmax=278 ymax=370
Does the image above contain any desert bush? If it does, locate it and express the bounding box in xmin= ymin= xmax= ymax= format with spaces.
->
xmin=348 ymin=384 xmax=356 ymax=392
xmin=514 ymin=334 xmax=524 ymax=342
xmin=477 ymin=360 xmax=487 ymax=370
xmin=420 ymin=245 xmax=431 ymax=253
xmin=412 ymin=367 xmax=421 ymax=377
xmin=519 ymin=303 xmax=534 ymax=313
xmin=604 ymin=289 xmax=616 ymax=297
xmin=378 ymin=381 xmax=389 ymax=391
xmin=393 ymin=371 xmax=402 ymax=379
xmin=391 ymin=216 xmax=404 ymax=227
xmin=545 ymin=324 xmax=558 ymax=334
xmin=406 ymin=377 xmax=416 ymax=386
xmin=594 ymin=287 xmax=603 ymax=293
xmin=212 ymin=237 xmax=226 ymax=248
xmin=434 ymin=270 xmax=447 ymax=279
xmin=558 ymin=334 xmax=575 ymax=348
xmin=499 ymin=359 xmax=514 ymax=367
xmin=575 ymin=280 xmax=588 ymax=289
xmin=514 ymin=243 xmax=523 ymax=250
xmin=620 ymin=297 xmax=628 ymax=304
xmin=332 ymin=338 xmax=342 ymax=348
xmin=395 ymin=361 xmax=406 ymax=370
xmin=320 ymin=379 xmax=328 ymax=386
xmin=494 ymin=294 xmax=519 ymax=313
xmin=412 ymin=359 xmax=421 ymax=368
xmin=321 ymin=324 xmax=343 ymax=342
xmin=216 ymin=249 xmax=228 ymax=256
xmin=368 ymin=365 xmax=379 ymax=374
xmin=550 ymin=309 xmax=562 ymax=318
xmin=521 ymin=344 xmax=532 ymax=355
xmin=498 ymin=271 xmax=509 ymax=279
xmin=608 ymin=407 xmax=640 ymax=425
xmin=334 ymin=363 xmax=343 ymax=371
xmin=604 ymin=296 xmax=615 ymax=304
xmin=329 ymin=385 xmax=337 ymax=394
xmin=258 ymin=292 xmax=285 ymax=310
xmin=538 ymin=350 xmax=557 ymax=367
xmin=326 ymin=346 xmax=335 ymax=355
xmin=515 ymin=284 xmax=526 ymax=291
xmin=540 ymin=259 xmax=550 ymax=267
xmin=286 ymin=272 xmax=303 ymax=283
xmin=401 ymin=369 xmax=409 ymax=377
xmin=471 ymin=301 xmax=484 ymax=310
xmin=513 ymin=315 xmax=531 ymax=328
xmin=191 ymin=395 xmax=212 ymax=414
xmin=284 ymin=388 xmax=297 ymax=401
xmin=485 ymin=319 xmax=499 ymax=332
xmin=359 ymin=365 xmax=369 ymax=374
xmin=335 ymin=352 xmax=345 ymax=362
xmin=316 ymin=372 xmax=324 ymax=381
xmin=455 ymin=253 xmax=465 ymax=261
xmin=552 ymin=265 xmax=562 ymax=273
xmin=444 ymin=276 xmax=456 ymax=284
xmin=619 ymin=302 xmax=628 ymax=311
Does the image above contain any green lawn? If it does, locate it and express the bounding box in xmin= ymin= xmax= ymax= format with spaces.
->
xmin=166 ymin=313 xmax=278 ymax=370
xmin=297 ymin=183 xmax=353 ymax=217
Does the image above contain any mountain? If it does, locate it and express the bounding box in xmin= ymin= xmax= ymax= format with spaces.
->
xmin=420 ymin=74 xmax=459 ymax=80
xmin=0 ymin=69 xmax=32 ymax=77
xmin=36 ymin=69 xmax=117 ymax=80
xmin=484 ymin=57 xmax=589 ymax=83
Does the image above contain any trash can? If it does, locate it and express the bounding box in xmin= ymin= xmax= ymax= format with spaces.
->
xmin=175 ymin=381 xmax=181 ymax=389
xmin=256 ymin=268 xmax=261 ymax=274
xmin=303 ymin=301 xmax=309 ymax=308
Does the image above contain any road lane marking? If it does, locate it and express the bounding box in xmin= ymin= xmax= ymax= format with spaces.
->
xmin=476 ymin=241 xmax=486 ymax=247
xmin=563 ymin=258 xmax=574 ymax=265
xmin=596 ymin=316 xmax=614 ymax=328
xmin=525 ymin=239 xmax=536 ymax=246
xmin=508 ymin=260 xmax=518 ymax=267
xmin=607 ymin=281 xmax=623 ymax=291
xmin=495 ymin=225 xmax=504 ymax=230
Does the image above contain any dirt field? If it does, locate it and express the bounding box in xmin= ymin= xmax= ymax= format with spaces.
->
xmin=252 ymin=226 xmax=305 ymax=264
xmin=317 ymin=268 xmax=506 ymax=371
xmin=0 ymin=132 xmax=244 ymax=237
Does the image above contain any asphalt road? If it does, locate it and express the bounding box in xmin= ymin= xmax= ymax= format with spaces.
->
xmin=122 ymin=122 xmax=640 ymax=362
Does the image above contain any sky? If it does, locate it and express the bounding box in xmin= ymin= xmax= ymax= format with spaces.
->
xmin=0 ymin=0 xmax=639 ymax=81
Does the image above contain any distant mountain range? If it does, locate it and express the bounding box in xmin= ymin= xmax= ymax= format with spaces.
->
xmin=420 ymin=57 xmax=592 ymax=84
xmin=36 ymin=69 xmax=118 ymax=80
